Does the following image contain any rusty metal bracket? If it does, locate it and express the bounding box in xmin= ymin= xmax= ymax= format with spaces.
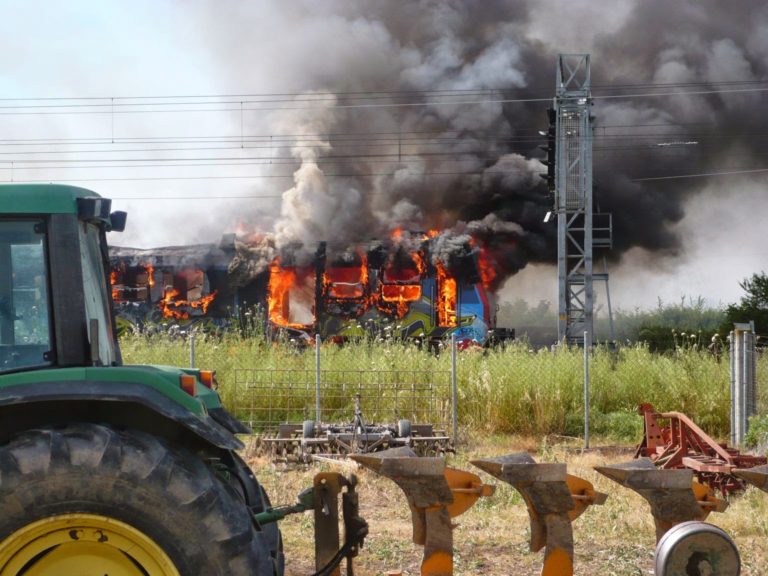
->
xmin=471 ymin=452 xmax=606 ymax=576
xmin=351 ymin=446 xmax=493 ymax=576
xmin=313 ymin=472 xmax=368 ymax=576
xmin=595 ymin=458 xmax=727 ymax=542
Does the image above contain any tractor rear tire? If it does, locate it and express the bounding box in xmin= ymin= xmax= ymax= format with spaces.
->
xmin=0 ymin=423 xmax=276 ymax=576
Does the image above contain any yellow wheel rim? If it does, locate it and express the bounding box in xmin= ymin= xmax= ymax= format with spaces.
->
xmin=0 ymin=514 xmax=181 ymax=576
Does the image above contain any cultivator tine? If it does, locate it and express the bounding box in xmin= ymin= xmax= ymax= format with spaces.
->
xmin=733 ymin=464 xmax=768 ymax=492
xmin=594 ymin=458 xmax=727 ymax=542
xmin=471 ymin=453 xmax=606 ymax=576
xmin=351 ymin=447 xmax=493 ymax=576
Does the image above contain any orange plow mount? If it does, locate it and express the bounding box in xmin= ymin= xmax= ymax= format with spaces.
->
xmin=595 ymin=458 xmax=727 ymax=542
xmin=471 ymin=453 xmax=607 ymax=576
xmin=350 ymin=447 xmax=494 ymax=576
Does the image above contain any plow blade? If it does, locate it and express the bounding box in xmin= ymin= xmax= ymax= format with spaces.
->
xmin=351 ymin=447 xmax=493 ymax=576
xmin=471 ymin=452 xmax=606 ymax=576
xmin=595 ymin=458 xmax=727 ymax=542
xmin=733 ymin=464 xmax=768 ymax=492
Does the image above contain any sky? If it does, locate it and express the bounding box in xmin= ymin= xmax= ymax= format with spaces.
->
xmin=1 ymin=0 xmax=767 ymax=311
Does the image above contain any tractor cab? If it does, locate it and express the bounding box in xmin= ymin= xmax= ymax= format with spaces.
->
xmin=0 ymin=186 xmax=123 ymax=374
xmin=0 ymin=185 xmax=242 ymax=452
xmin=0 ymin=184 xmax=285 ymax=576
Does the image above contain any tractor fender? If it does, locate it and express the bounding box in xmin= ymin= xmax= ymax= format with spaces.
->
xmin=0 ymin=380 xmax=245 ymax=451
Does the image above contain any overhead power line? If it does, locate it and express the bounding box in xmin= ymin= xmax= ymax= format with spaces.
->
xmin=2 ymin=167 xmax=530 ymax=184
xmin=0 ymin=85 xmax=765 ymax=116
xmin=0 ymin=78 xmax=766 ymax=103
xmin=0 ymin=121 xmax=732 ymax=145
xmin=631 ymin=167 xmax=768 ymax=181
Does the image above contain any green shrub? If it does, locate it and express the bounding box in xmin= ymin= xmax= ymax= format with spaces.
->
xmin=745 ymin=415 xmax=768 ymax=452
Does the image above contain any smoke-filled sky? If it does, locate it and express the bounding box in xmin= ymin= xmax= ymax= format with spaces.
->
xmin=2 ymin=0 xmax=768 ymax=309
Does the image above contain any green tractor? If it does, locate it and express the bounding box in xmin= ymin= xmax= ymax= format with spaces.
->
xmin=0 ymin=185 xmax=283 ymax=575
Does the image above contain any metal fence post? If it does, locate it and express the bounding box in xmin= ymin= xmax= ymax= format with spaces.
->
xmin=747 ymin=326 xmax=757 ymax=424
xmin=743 ymin=330 xmax=748 ymax=445
xmin=189 ymin=333 xmax=195 ymax=368
xmin=451 ymin=335 xmax=458 ymax=447
xmin=729 ymin=330 xmax=736 ymax=446
xmin=731 ymin=322 xmax=757 ymax=446
xmin=584 ymin=330 xmax=590 ymax=450
xmin=315 ymin=334 xmax=322 ymax=425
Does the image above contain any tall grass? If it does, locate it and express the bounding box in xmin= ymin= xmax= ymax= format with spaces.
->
xmin=119 ymin=333 xmax=766 ymax=441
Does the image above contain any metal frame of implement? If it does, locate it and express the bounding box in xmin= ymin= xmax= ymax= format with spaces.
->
xmin=634 ymin=403 xmax=766 ymax=495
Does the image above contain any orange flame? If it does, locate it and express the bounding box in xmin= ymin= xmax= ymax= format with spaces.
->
xmin=159 ymin=267 xmax=217 ymax=319
xmin=161 ymin=288 xmax=187 ymax=320
xmin=323 ymin=253 xmax=368 ymax=301
xmin=377 ymin=251 xmax=425 ymax=317
xmin=413 ymin=252 xmax=426 ymax=276
xmin=436 ymin=261 xmax=458 ymax=327
xmin=161 ymin=288 xmax=218 ymax=320
xmin=477 ymin=246 xmax=497 ymax=289
xmin=267 ymin=259 xmax=314 ymax=329
xmin=110 ymin=270 xmax=120 ymax=301
xmin=381 ymin=284 xmax=422 ymax=317
xmin=144 ymin=263 xmax=155 ymax=287
xmin=190 ymin=291 xmax=217 ymax=313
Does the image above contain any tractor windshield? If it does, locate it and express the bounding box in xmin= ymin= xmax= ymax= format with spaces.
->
xmin=79 ymin=222 xmax=117 ymax=366
xmin=0 ymin=220 xmax=52 ymax=372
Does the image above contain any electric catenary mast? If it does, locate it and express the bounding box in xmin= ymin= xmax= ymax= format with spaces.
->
xmin=553 ymin=54 xmax=599 ymax=345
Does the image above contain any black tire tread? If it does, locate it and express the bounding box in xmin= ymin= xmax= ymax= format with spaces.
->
xmin=0 ymin=423 xmax=274 ymax=576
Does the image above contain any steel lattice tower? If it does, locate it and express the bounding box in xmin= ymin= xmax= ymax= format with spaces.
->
xmin=554 ymin=54 xmax=604 ymax=345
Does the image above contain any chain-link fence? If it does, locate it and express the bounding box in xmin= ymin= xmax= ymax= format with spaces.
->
xmin=127 ymin=330 xmax=766 ymax=442
xmin=229 ymin=367 xmax=454 ymax=436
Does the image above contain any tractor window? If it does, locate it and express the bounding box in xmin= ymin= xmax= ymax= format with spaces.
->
xmin=79 ymin=222 xmax=117 ymax=366
xmin=0 ymin=220 xmax=52 ymax=372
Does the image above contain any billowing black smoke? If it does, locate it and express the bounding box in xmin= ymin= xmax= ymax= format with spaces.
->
xmin=205 ymin=0 xmax=768 ymax=289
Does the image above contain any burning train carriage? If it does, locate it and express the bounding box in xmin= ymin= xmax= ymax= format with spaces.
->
xmin=109 ymin=233 xmax=512 ymax=347
xmin=268 ymin=235 xmax=507 ymax=347
xmin=109 ymin=241 xmax=248 ymax=327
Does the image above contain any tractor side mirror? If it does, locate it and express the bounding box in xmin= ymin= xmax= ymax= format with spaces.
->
xmin=109 ymin=211 xmax=127 ymax=232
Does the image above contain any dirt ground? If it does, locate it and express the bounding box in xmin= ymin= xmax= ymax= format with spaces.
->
xmin=246 ymin=436 xmax=768 ymax=576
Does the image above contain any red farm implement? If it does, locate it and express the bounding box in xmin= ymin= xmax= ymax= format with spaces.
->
xmin=634 ymin=403 xmax=766 ymax=495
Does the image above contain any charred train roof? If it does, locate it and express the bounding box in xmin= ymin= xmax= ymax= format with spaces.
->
xmin=110 ymin=243 xmax=233 ymax=270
